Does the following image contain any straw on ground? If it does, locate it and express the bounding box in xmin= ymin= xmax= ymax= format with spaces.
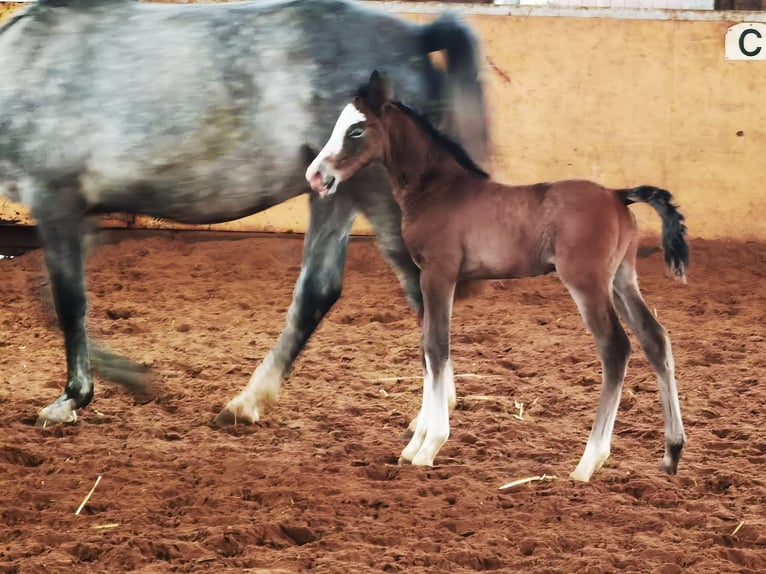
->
xmin=75 ymin=475 xmax=102 ymax=516
xmin=498 ymin=474 xmax=557 ymax=491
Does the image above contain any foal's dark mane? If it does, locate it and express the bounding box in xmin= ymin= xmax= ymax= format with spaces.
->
xmin=354 ymin=84 xmax=488 ymax=179
xmin=392 ymin=101 xmax=489 ymax=179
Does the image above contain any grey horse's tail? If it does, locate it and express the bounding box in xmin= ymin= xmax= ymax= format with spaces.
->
xmin=418 ymin=14 xmax=490 ymax=168
xmin=618 ymin=186 xmax=689 ymax=283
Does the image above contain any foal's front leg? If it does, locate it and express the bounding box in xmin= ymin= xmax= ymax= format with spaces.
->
xmin=399 ymin=271 xmax=456 ymax=466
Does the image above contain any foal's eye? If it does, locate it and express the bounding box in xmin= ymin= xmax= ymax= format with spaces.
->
xmin=347 ymin=127 xmax=365 ymax=139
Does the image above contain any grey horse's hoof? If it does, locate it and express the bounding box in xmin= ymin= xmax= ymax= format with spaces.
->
xmin=35 ymin=398 xmax=78 ymax=427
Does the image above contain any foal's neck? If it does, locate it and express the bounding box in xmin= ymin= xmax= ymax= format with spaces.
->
xmin=381 ymin=106 xmax=471 ymax=198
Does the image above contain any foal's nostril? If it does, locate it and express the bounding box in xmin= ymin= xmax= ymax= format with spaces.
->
xmin=308 ymin=172 xmax=323 ymax=191
xmin=324 ymin=175 xmax=336 ymax=190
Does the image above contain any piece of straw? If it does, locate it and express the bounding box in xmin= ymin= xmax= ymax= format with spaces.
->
xmin=367 ymin=373 xmax=502 ymax=382
xmin=498 ymin=474 xmax=557 ymax=491
xmin=75 ymin=475 xmax=102 ymax=516
xmin=731 ymin=520 xmax=745 ymax=536
xmin=92 ymin=523 xmax=120 ymax=530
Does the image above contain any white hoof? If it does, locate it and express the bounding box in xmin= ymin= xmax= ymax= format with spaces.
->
xmin=570 ymin=449 xmax=610 ymax=483
xmin=399 ymin=430 xmax=448 ymax=467
xmin=410 ymin=451 xmax=436 ymax=467
xmin=36 ymin=398 xmax=78 ymax=427
xmin=400 ymin=433 xmax=426 ymax=464
xmin=214 ymin=394 xmax=269 ymax=426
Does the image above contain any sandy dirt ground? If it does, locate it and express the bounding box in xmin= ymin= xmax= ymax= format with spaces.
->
xmin=0 ymin=234 xmax=764 ymax=573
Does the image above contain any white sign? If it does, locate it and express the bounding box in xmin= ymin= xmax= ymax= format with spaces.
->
xmin=726 ymin=23 xmax=766 ymax=61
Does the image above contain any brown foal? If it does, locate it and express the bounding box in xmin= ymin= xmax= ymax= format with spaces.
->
xmin=306 ymin=71 xmax=688 ymax=482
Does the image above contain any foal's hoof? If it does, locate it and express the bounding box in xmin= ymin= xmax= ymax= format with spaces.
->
xmin=568 ymin=469 xmax=593 ymax=483
xmin=213 ymin=405 xmax=259 ymax=427
xmin=660 ymin=439 xmax=685 ymax=475
xmin=398 ymin=454 xmax=435 ymax=467
xmin=213 ymin=408 xmax=240 ymax=427
xmin=35 ymin=399 xmax=78 ymax=428
xmin=660 ymin=455 xmax=680 ymax=475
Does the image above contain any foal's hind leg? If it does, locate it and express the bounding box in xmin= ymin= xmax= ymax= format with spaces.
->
xmin=399 ymin=271 xmax=456 ymax=466
xmin=34 ymin=218 xmax=93 ymax=426
xmin=563 ymin=281 xmax=632 ymax=482
xmin=613 ymin=263 xmax=686 ymax=474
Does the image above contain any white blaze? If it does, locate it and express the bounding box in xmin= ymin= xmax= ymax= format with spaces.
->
xmin=305 ymin=103 xmax=366 ymax=185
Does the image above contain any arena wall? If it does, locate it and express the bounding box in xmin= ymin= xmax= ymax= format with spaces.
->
xmin=1 ymin=2 xmax=764 ymax=240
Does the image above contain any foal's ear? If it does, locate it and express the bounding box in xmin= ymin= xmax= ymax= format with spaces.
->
xmin=367 ymin=70 xmax=393 ymax=115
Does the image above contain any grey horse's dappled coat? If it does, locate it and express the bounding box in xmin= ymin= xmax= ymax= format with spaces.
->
xmin=0 ymin=0 xmax=489 ymax=426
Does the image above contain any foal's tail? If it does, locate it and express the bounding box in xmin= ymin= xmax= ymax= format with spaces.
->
xmin=618 ymin=186 xmax=689 ymax=283
xmin=419 ymin=14 xmax=490 ymax=168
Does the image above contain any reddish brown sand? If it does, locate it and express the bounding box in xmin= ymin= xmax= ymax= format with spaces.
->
xmin=0 ymin=234 xmax=764 ymax=573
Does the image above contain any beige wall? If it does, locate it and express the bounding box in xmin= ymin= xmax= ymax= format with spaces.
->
xmin=461 ymin=13 xmax=765 ymax=241
xmin=1 ymin=4 xmax=764 ymax=239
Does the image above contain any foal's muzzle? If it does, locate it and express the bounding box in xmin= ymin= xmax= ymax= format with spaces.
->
xmin=308 ymin=169 xmax=337 ymax=197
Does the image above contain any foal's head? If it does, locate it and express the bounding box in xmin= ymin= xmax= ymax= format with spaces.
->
xmin=305 ymin=71 xmax=394 ymax=196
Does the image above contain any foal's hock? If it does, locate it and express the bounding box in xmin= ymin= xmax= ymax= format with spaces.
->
xmin=308 ymin=71 xmax=688 ymax=482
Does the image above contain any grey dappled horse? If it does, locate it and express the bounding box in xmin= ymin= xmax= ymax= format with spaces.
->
xmin=0 ymin=0 xmax=489 ymax=426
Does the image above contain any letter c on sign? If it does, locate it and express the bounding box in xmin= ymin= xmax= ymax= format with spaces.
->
xmin=726 ymin=23 xmax=766 ymax=60
xmin=739 ymin=28 xmax=762 ymax=57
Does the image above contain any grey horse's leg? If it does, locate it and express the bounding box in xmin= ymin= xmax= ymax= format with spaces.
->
xmin=350 ymin=165 xmax=422 ymax=310
xmin=39 ymin=218 xmax=149 ymax=389
xmin=81 ymin=221 xmax=149 ymax=390
xmin=90 ymin=343 xmax=149 ymax=391
xmin=215 ymin=189 xmax=356 ymax=425
xmin=34 ymin=217 xmax=93 ymax=426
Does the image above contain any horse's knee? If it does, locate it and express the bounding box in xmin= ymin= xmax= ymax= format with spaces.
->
xmin=294 ymin=270 xmax=343 ymax=329
xmin=314 ymin=268 xmax=343 ymax=312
